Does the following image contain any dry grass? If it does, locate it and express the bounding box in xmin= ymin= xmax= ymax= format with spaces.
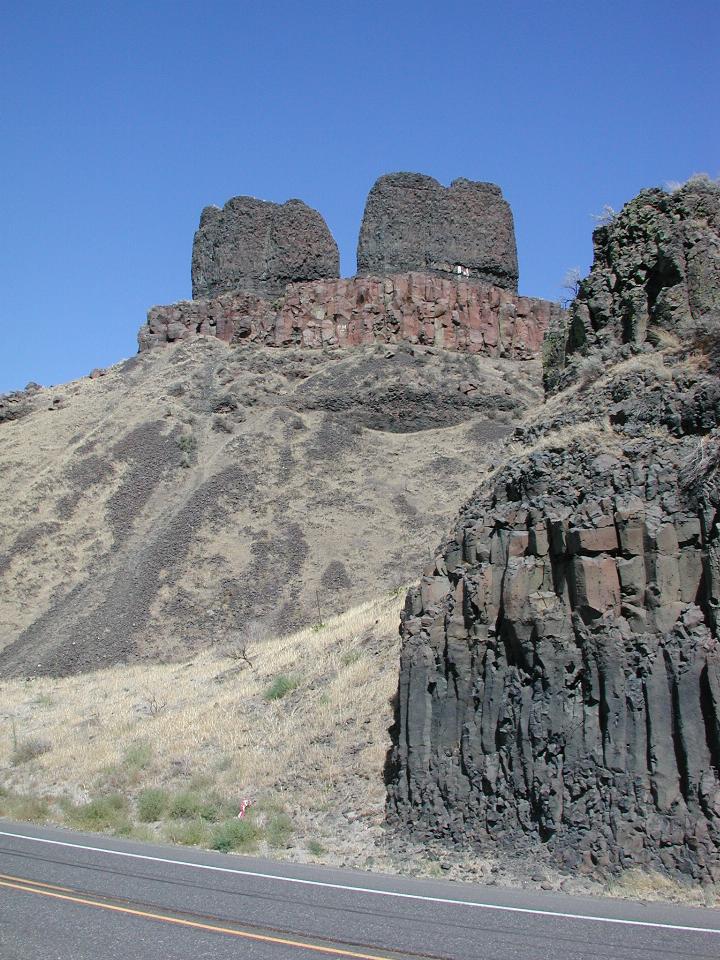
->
xmin=501 ymin=418 xmax=620 ymax=465
xmin=0 ymin=593 xmax=403 ymax=859
xmin=606 ymin=869 xmax=719 ymax=908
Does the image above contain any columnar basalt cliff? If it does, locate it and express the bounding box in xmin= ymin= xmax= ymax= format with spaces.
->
xmin=388 ymin=179 xmax=720 ymax=881
xmin=357 ymin=173 xmax=519 ymax=291
xmin=140 ymin=274 xmax=561 ymax=359
xmin=191 ymin=195 xmax=340 ymax=300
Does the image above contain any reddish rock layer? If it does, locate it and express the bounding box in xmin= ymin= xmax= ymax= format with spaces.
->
xmin=140 ymin=274 xmax=561 ymax=359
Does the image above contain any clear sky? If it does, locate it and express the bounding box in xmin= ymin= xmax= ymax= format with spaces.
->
xmin=1 ymin=0 xmax=718 ymax=392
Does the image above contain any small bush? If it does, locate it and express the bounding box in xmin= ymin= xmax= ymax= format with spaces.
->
xmin=166 ymin=790 xmax=202 ymax=820
xmin=163 ymin=819 xmax=211 ymax=847
xmin=307 ymin=839 xmax=326 ymax=857
xmin=576 ymin=356 xmax=605 ymax=389
xmin=265 ymin=811 xmax=294 ymax=848
xmin=263 ymin=675 xmax=300 ymax=701
xmin=11 ymin=737 xmax=51 ymax=766
xmin=210 ymin=818 xmax=261 ymax=853
xmin=177 ymin=433 xmax=197 ymax=468
xmin=137 ymin=787 xmax=169 ymax=822
xmin=65 ymin=794 xmax=129 ymax=832
xmin=123 ymin=739 xmax=153 ymax=771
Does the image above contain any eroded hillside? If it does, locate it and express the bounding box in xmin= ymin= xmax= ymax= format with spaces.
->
xmin=0 ymin=336 xmax=541 ymax=676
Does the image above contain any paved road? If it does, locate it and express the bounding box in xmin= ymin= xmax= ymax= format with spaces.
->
xmin=1 ymin=821 xmax=719 ymax=959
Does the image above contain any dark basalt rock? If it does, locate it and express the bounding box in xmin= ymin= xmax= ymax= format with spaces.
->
xmin=356 ymin=173 xmax=518 ymax=290
xmin=0 ymin=382 xmax=42 ymax=425
xmin=388 ymin=432 xmax=720 ymax=880
xmin=389 ymin=180 xmax=720 ymax=881
xmin=191 ymin=195 xmax=340 ymax=300
xmin=545 ymin=178 xmax=720 ymax=391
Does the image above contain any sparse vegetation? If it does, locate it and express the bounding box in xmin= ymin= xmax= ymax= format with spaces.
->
xmin=64 ymin=794 xmax=131 ymax=834
xmin=0 ymin=596 xmax=402 ymax=868
xmin=263 ymin=674 xmax=300 ymax=700
xmin=591 ymin=203 xmax=618 ymax=226
xmin=11 ymin=735 xmax=51 ymax=766
xmin=123 ymin=739 xmax=153 ymax=771
xmin=0 ymin=791 xmax=51 ymax=822
xmin=177 ymin=432 xmax=197 ymax=467
xmin=210 ymin=818 xmax=261 ymax=853
xmin=162 ymin=819 xmax=211 ymax=846
xmin=137 ymin=787 xmax=169 ymax=822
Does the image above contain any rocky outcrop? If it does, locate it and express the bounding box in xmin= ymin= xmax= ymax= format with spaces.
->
xmin=389 ymin=181 xmax=720 ymax=882
xmin=191 ymin=195 xmax=339 ymax=300
xmin=357 ymin=173 xmax=518 ymax=291
xmin=389 ymin=427 xmax=720 ymax=880
xmin=141 ymin=274 xmax=560 ymax=359
xmin=0 ymin=383 xmax=42 ymax=425
xmin=545 ymin=178 xmax=720 ymax=390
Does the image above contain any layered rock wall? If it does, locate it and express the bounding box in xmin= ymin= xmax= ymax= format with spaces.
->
xmin=357 ymin=173 xmax=518 ymax=291
xmin=191 ymin=195 xmax=339 ymax=300
xmin=140 ymin=274 xmax=560 ymax=359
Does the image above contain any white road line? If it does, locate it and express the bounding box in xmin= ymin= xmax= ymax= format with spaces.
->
xmin=1 ymin=829 xmax=718 ymax=936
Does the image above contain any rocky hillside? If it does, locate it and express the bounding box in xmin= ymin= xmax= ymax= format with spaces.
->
xmin=388 ymin=178 xmax=720 ymax=882
xmin=1 ymin=172 xmax=559 ymax=679
xmin=0 ymin=318 xmax=546 ymax=679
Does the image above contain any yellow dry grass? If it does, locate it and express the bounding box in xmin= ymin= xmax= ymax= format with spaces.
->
xmin=0 ymin=592 xmax=404 ymax=847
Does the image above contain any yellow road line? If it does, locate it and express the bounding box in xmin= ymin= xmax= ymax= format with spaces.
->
xmin=0 ymin=872 xmax=73 ymax=892
xmin=0 ymin=878 xmax=395 ymax=960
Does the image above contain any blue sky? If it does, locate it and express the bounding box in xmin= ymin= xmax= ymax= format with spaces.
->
xmin=1 ymin=0 xmax=718 ymax=392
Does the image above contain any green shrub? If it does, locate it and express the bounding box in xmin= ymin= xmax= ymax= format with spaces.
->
xmin=163 ymin=819 xmax=210 ymax=846
xmin=265 ymin=811 xmax=294 ymax=848
xmin=166 ymin=790 xmax=202 ymax=820
xmin=210 ymin=818 xmax=261 ymax=853
xmin=65 ymin=794 xmax=129 ymax=832
xmin=137 ymin=787 xmax=169 ymax=822
xmin=307 ymin=839 xmax=326 ymax=857
xmin=197 ymin=792 xmax=236 ymax=823
xmin=263 ymin=675 xmax=300 ymax=701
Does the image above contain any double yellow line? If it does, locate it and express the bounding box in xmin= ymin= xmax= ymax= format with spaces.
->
xmin=0 ymin=872 xmax=394 ymax=960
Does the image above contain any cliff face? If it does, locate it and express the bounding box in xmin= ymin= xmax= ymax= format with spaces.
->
xmin=140 ymin=273 xmax=560 ymax=360
xmin=388 ymin=180 xmax=720 ymax=881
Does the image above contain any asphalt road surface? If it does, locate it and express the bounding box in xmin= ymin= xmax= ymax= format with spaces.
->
xmin=1 ymin=821 xmax=719 ymax=959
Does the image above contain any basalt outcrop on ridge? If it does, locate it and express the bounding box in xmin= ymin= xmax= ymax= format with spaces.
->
xmin=357 ymin=173 xmax=518 ymax=290
xmin=140 ymin=274 xmax=561 ymax=359
xmin=388 ymin=179 xmax=720 ymax=881
xmin=545 ymin=177 xmax=720 ymax=390
xmin=191 ymin=195 xmax=339 ymax=300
